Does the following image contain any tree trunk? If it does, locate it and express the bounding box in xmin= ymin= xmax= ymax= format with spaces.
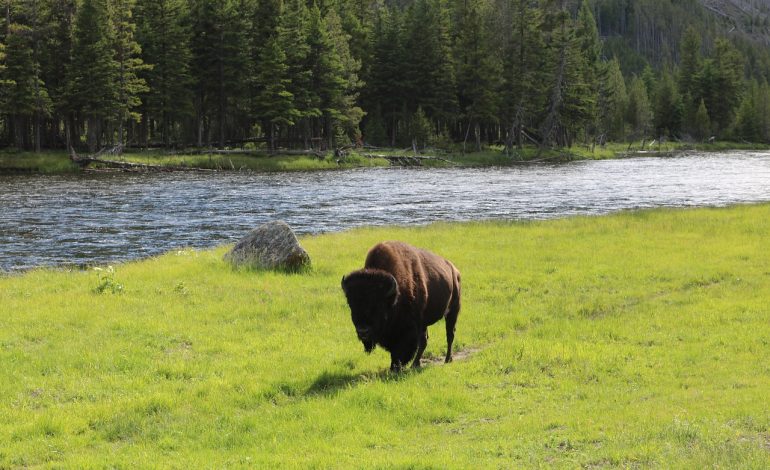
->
xmin=462 ymin=119 xmax=472 ymax=154
xmin=197 ymin=116 xmax=203 ymax=148
xmin=34 ymin=113 xmax=41 ymax=153
xmin=87 ymin=117 xmax=98 ymax=152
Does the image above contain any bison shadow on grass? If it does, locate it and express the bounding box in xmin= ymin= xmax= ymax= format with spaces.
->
xmin=341 ymin=241 xmax=461 ymax=373
xmin=305 ymin=369 xmax=419 ymax=397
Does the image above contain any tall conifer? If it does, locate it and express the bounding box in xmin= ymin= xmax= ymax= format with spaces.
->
xmin=67 ymin=0 xmax=117 ymax=151
xmin=254 ymin=35 xmax=297 ymax=150
xmin=109 ymin=0 xmax=148 ymax=145
xmin=501 ymin=0 xmax=544 ymax=150
xmin=2 ymin=23 xmax=52 ymax=150
xmin=454 ymin=0 xmax=500 ymax=151
xmin=134 ymin=0 xmax=192 ymax=146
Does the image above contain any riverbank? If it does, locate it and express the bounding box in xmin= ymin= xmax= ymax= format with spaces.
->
xmin=2 ymin=204 xmax=769 ymax=467
xmin=2 ymin=141 xmax=769 ymax=174
xmin=0 ymin=149 xmax=391 ymax=174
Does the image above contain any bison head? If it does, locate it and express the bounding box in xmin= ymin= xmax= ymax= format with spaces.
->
xmin=341 ymin=269 xmax=399 ymax=353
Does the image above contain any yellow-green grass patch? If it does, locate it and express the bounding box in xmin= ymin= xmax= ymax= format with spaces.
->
xmin=1 ymin=205 xmax=769 ymax=467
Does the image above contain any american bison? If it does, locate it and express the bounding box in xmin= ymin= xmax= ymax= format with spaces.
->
xmin=341 ymin=241 xmax=461 ymax=372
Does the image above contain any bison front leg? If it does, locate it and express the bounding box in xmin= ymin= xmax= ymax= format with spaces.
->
xmin=389 ymin=329 xmax=419 ymax=373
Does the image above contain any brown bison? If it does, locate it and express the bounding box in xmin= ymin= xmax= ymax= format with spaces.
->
xmin=341 ymin=241 xmax=461 ymax=372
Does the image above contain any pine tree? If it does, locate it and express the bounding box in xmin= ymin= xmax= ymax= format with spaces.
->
xmin=538 ymin=1 xmax=594 ymax=148
xmin=402 ymin=0 xmax=456 ymax=132
xmin=2 ymin=23 xmax=52 ymax=151
xmin=278 ymin=0 xmax=315 ymax=147
xmin=250 ymin=0 xmax=280 ymax=49
xmin=701 ymin=38 xmax=743 ymax=136
xmin=653 ymin=71 xmax=683 ymax=138
xmin=363 ymin=105 xmax=387 ymax=146
xmin=693 ymin=98 xmax=711 ymax=141
xmin=500 ymin=0 xmax=543 ymax=151
xmin=189 ymin=0 xmax=250 ymax=148
xmin=334 ymin=0 xmax=370 ymax=73
xmin=678 ymin=25 xmax=702 ymax=131
xmin=733 ymin=79 xmax=764 ymax=142
xmin=248 ymin=0 xmax=281 ymax=140
xmin=109 ymin=0 xmax=149 ymax=146
xmin=409 ymin=105 xmax=433 ymax=150
xmin=5 ymin=0 xmax=66 ymax=151
xmin=428 ymin=0 xmax=457 ymax=131
xmin=625 ymin=75 xmax=653 ymax=139
xmin=38 ymin=0 xmax=77 ymax=149
xmin=454 ymin=0 xmax=500 ymax=151
xmin=757 ymin=79 xmax=770 ymax=143
xmin=134 ymin=0 xmax=192 ymax=146
xmin=363 ymin=7 xmax=405 ymax=146
xmin=254 ymin=35 xmax=298 ymax=150
xmin=67 ymin=0 xmax=117 ymax=151
xmin=575 ymin=0 xmax=601 ymax=140
xmin=598 ymin=57 xmax=628 ymax=142
xmin=305 ymin=4 xmax=349 ymax=148
xmin=324 ymin=8 xmax=363 ymax=146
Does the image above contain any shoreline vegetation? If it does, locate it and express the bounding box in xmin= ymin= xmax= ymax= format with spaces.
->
xmin=2 ymin=204 xmax=769 ymax=467
xmin=2 ymin=141 xmax=769 ymax=175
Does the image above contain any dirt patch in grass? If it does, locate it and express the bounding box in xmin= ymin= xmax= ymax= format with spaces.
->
xmin=421 ymin=346 xmax=482 ymax=366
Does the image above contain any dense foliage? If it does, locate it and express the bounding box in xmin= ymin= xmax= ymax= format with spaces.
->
xmin=2 ymin=0 xmax=770 ymax=152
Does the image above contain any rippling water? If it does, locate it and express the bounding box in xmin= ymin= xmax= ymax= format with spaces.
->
xmin=2 ymin=152 xmax=770 ymax=270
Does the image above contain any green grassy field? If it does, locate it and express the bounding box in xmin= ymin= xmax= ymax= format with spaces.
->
xmin=2 ymin=205 xmax=769 ymax=467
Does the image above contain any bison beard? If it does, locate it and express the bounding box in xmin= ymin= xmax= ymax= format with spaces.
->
xmin=341 ymin=241 xmax=461 ymax=372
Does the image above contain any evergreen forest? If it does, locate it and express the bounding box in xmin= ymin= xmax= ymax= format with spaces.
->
xmin=3 ymin=0 xmax=770 ymax=153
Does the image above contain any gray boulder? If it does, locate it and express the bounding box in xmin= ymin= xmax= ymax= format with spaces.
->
xmin=225 ymin=221 xmax=310 ymax=271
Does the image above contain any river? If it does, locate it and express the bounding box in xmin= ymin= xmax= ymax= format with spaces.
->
xmin=2 ymin=151 xmax=770 ymax=271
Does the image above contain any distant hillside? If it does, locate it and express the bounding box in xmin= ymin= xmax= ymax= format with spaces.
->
xmin=701 ymin=0 xmax=770 ymax=40
xmin=594 ymin=0 xmax=770 ymax=75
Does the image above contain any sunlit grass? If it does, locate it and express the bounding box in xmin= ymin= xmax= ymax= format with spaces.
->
xmin=120 ymin=151 xmax=390 ymax=171
xmin=2 ymin=205 xmax=769 ymax=467
xmin=4 ymin=141 xmax=768 ymax=174
xmin=0 ymin=151 xmax=80 ymax=173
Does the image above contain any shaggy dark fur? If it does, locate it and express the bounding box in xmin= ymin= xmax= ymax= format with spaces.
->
xmin=341 ymin=241 xmax=461 ymax=372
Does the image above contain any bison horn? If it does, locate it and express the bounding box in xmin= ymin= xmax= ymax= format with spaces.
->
xmin=341 ymin=275 xmax=348 ymax=291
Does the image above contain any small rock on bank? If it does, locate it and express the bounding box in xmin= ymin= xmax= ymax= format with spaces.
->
xmin=224 ymin=221 xmax=310 ymax=271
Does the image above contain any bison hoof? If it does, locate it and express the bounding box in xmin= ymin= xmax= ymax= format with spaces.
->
xmin=412 ymin=360 xmax=422 ymax=369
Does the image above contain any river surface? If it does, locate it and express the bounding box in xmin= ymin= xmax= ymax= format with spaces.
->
xmin=2 ymin=151 xmax=770 ymax=271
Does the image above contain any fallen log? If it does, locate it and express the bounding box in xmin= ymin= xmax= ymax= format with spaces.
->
xmin=509 ymin=154 xmax=571 ymax=164
xmin=70 ymin=147 xmax=215 ymax=172
xmin=362 ymin=154 xmax=459 ymax=166
xmin=192 ymin=148 xmax=326 ymax=159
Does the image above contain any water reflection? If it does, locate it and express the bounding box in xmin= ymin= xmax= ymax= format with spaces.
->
xmin=2 ymin=152 xmax=770 ymax=270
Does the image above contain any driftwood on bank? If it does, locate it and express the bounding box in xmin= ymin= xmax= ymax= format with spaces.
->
xmin=190 ymin=148 xmax=324 ymax=157
xmin=362 ymin=153 xmax=459 ymax=167
xmin=508 ymin=153 xmax=572 ymax=164
xmin=180 ymin=148 xmax=326 ymax=160
xmin=70 ymin=146 xmax=215 ymax=172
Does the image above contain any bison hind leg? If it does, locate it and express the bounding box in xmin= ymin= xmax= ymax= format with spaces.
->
xmin=444 ymin=285 xmax=461 ymax=363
